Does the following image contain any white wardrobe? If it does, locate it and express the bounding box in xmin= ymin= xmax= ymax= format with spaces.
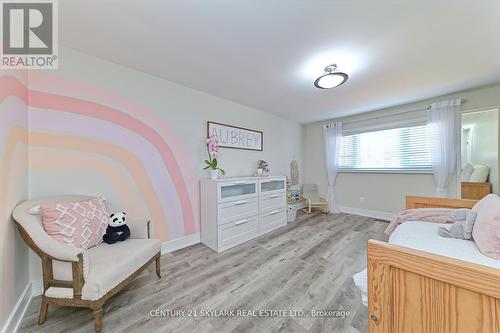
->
xmin=200 ymin=176 xmax=287 ymax=253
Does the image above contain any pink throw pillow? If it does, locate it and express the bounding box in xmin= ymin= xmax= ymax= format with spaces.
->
xmin=472 ymin=194 xmax=500 ymax=259
xmin=40 ymin=197 xmax=109 ymax=249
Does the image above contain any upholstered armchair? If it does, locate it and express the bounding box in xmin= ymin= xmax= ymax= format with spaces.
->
xmin=12 ymin=195 xmax=162 ymax=333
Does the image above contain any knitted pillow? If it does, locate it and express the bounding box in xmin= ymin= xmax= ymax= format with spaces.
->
xmin=40 ymin=197 xmax=109 ymax=249
xmin=472 ymin=194 xmax=500 ymax=259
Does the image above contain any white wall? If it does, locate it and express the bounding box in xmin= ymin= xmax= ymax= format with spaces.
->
xmin=303 ymin=83 xmax=500 ymax=215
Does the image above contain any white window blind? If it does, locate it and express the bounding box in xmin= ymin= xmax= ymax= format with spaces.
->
xmin=339 ymin=124 xmax=431 ymax=171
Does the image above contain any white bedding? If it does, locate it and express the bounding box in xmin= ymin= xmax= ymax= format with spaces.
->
xmin=389 ymin=221 xmax=500 ymax=269
xmin=354 ymin=220 xmax=500 ymax=307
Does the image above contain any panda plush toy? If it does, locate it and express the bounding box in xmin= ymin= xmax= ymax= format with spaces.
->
xmin=103 ymin=212 xmax=130 ymax=244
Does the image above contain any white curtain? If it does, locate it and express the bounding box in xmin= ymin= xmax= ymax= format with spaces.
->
xmin=427 ymin=99 xmax=462 ymax=197
xmin=323 ymin=122 xmax=342 ymax=213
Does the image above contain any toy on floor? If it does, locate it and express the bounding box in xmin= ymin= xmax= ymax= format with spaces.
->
xmin=103 ymin=212 xmax=130 ymax=244
xmin=302 ymin=184 xmax=330 ymax=214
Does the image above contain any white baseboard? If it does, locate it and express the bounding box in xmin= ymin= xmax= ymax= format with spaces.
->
xmin=1 ymin=282 xmax=32 ymax=333
xmin=161 ymin=233 xmax=200 ymax=254
xmin=339 ymin=206 xmax=395 ymax=221
xmin=31 ymin=279 xmax=43 ymax=297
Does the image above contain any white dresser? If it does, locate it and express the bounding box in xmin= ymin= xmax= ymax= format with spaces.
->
xmin=200 ymin=176 xmax=287 ymax=253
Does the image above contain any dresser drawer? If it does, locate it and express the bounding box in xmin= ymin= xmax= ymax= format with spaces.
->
xmin=219 ymin=216 xmax=259 ymax=251
xmin=259 ymin=208 xmax=286 ymax=234
xmin=218 ymin=198 xmax=258 ymax=225
xmin=259 ymin=178 xmax=286 ymax=196
xmin=217 ymin=180 xmax=258 ymax=203
xmin=259 ymin=192 xmax=286 ymax=211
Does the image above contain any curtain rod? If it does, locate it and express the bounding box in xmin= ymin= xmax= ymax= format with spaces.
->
xmin=338 ymin=99 xmax=466 ymax=125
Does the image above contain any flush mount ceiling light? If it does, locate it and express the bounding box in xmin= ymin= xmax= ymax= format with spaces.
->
xmin=314 ymin=64 xmax=348 ymax=89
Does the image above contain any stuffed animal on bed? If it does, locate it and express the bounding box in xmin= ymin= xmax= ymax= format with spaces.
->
xmin=103 ymin=212 xmax=130 ymax=244
xmin=438 ymin=210 xmax=477 ymax=240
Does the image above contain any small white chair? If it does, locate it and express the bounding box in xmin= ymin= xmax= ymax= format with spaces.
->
xmin=302 ymin=184 xmax=330 ymax=214
xmin=12 ymin=195 xmax=162 ymax=333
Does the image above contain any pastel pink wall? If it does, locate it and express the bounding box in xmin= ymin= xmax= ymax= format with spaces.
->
xmin=1 ymin=48 xmax=303 ymax=318
xmin=0 ymin=71 xmax=30 ymax=329
xmin=2 ymin=72 xmax=199 ymax=243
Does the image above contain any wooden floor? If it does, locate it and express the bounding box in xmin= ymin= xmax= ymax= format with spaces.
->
xmin=19 ymin=212 xmax=387 ymax=333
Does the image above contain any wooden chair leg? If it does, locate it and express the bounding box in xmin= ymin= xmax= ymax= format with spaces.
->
xmin=93 ymin=308 xmax=103 ymax=333
xmin=38 ymin=299 xmax=49 ymax=325
xmin=156 ymin=257 xmax=161 ymax=279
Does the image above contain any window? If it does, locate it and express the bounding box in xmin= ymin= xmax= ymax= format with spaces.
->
xmin=339 ymin=125 xmax=431 ymax=172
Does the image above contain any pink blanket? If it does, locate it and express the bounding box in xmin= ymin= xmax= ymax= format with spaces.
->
xmin=385 ymin=208 xmax=460 ymax=236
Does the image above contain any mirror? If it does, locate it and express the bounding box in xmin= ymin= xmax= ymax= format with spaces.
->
xmin=460 ymin=109 xmax=499 ymax=199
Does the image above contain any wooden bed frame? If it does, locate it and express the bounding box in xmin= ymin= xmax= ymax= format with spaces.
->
xmin=367 ymin=195 xmax=500 ymax=333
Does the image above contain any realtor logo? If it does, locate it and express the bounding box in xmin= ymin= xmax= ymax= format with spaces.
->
xmin=1 ymin=0 xmax=58 ymax=69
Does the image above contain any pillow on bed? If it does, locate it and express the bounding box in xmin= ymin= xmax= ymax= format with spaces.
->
xmin=469 ymin=165 xmax=490 ymax=182
xmin=472 ymin=194 xmax=500 ymax=259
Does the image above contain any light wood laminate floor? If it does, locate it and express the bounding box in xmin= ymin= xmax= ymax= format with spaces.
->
xmin=19 ymin=212 xmax=388 ymax=333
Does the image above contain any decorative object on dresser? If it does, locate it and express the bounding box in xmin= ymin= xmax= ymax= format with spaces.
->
xmin=207 ymin=121 xmax=263 ymax=151
xmin=200 ymin=176 xmax=287 ymax=253
xmin=257 ymin=159 xmax=270 ymax=176
xmin=203 ymin=136 xmax=225 ymax=180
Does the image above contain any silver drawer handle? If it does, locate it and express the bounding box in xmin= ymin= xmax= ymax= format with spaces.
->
xmin=269 ymin=194 xmax=279 ymax=198
xmin=235 ymin=219 xmax=249 ymax=225
xmin=269 ymin=210 xmax=280 ymax=215
xmin=233 ymin=200 xmax=248 ymax=205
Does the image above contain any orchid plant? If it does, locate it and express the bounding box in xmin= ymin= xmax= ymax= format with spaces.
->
xmin=203 ymin=136 xmax=225 ymax=176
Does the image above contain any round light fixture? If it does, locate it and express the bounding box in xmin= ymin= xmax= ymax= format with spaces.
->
xmin=314 ymin=64 xmax=348 ymax=89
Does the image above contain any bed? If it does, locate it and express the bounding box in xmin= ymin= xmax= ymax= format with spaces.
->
xmin=367 ymin=195 xmax=500 ymax=333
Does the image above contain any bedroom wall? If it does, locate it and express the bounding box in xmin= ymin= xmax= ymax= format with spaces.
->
xmin=0 ymin=70 xmax=30 ymax=331
xmin=27 ymin=47 xmax=303 ymax=288
xmin=303 ymin=82 xmax=500 ymax=217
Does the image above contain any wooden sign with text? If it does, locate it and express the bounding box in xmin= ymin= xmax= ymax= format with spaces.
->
xmin=207 ymin=121 xmax=263 ymax=151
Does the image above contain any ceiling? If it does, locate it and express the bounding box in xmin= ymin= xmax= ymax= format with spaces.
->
xmin=59 ymin=1 xmax=500 ymax=123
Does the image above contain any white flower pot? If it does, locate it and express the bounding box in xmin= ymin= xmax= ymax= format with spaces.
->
xmin=210 ymin=169 xmax=218 ymax=180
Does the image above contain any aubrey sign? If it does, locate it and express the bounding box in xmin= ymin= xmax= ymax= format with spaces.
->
xmin=207 ymin=121 xmax=263 ymax=151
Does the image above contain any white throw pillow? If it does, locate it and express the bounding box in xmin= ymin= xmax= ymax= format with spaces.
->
xmin=28 ymin=205 xmax=41 ymax=215
xmin=469 ymin=165 xmax=490 ymax=182
xmin=461 ymin=163 xmax=474 ymax=181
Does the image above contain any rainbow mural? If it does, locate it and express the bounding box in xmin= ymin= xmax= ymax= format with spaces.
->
xmin=0 ymin=73 xmax=199 ymax=243
xmin=0 ymin=69 xmax=29 ymax=327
